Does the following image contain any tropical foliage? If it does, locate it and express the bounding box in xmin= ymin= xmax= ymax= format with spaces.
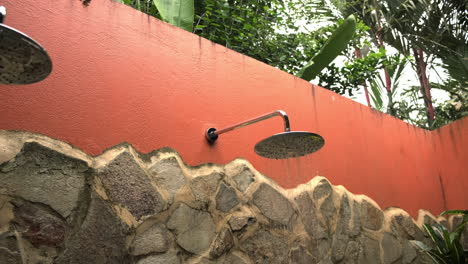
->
xmin=329 ymin=0 xmax=467 ymax=128
xmin=410 ymin=210 xmax=468 ymax=264
xmin=92 ymin=0 xmax=467 ymax=130
xmin=296 ymin=15 xmax=356 ymax=81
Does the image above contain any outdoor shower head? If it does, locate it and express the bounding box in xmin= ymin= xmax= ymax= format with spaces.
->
xmin=254 ymin=131 xmax=324 ymax=159
xmin=205 ymin=110 xmax=325 ymax=159
xmin=0 ymin=6 xmax=52 ymax=85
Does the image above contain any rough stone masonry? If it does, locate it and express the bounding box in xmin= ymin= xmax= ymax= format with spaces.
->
xmin=0 ymin=130 xmax=466 ymax=264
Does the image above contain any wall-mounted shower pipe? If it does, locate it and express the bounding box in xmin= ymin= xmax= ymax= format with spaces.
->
xmin=206 ymin=110 xmax=290 ymax=144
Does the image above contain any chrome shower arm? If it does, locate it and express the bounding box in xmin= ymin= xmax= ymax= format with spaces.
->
xmin=206 ymin=110 xmax=290 ymax=143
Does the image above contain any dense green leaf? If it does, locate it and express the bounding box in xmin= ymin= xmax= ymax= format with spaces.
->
xmin=297 ymin=15 xmax=357 ymax=81
xmin=153 ymin=0 xmax=194 ymax=31
xmin=410 ymin=240 xmax=432 ymax=251
xmin=441 ymin=210 xmax=468 ymax=216
xmin=423 ymin=224 xmax=447 ymax=255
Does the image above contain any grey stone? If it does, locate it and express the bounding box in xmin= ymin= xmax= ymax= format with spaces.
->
xmin=318 ymin=257 xmax=333 ymax=264
xmin=359 ymin=235 xmax=381 ymax=264
xmin=56 ymin=192 xmax=130 ymax=264
xmin=0 ymin=248 xmax=21 ymax=264
xmin=390 ymin=213 xmax=425 ymax=242
xmin=232 ymin=167 xmax=255 ymax=192
xmin=382 ymin=233 xmax=402 ymax=264
xmin=343 ymin=241 xmax=360 ymax=264
xmin=228 ymin=212 xmax=256 ymax=232
xmin=148 ymin=157 xmax=186 ymax=201
xmin=252 ymin=183 xmax=294 ymax=226
xmin=289 ymin=245 xmax=315 ymax=264
xmin=219 ymin=251 xmax=251 ymax=264
xmin=350 ymin=200 xmax=361 ymax=237
xmin=209 ymin=227 xmax=234 ymax=258
xmin=190 ymin=257 xmax=215 ymax=264
xmin=131 ymin=224 xmax=170 ymax=256
xmin=167 ymin=203 xmax=216 ymax=255
xmin=294 ymin=191 xmax=328 ymax=239
xmin=422 ymin=212 xmax=438 ymax=227
xmin=97 ymin=151 xmax=166 ymax=220
xmin=402 ymin=241 xmax=417 ymax=264
xmin=337 ymin=194 xmax=352 ymax=232
xmin=413 ymin=252 xmax=436 ymax=264
xmin=360 ymin=200 xmax=384 ymax=230
xmin=136 ymin=251 xmax=180 ymax=264
xmin=331 ymin=194 xmax=353 ymax=262
xmin=215 ymin=183 xmax=239 ymax=213
xmin=450 ymin=215 xmax=462 ymax=231
xmin=320 ymin=196 xmax=336 ymax=223
xmin=331 ymin=234 xmax=348 ymax=262
xmin=190 ymin=172 xmax=222 ymax=204
xmin=241 ymin=230 xmax=289 ymax=264
xmin=309 ymin=237 xmax=332 ymax=261
xmin=12 ymin=199 xmax=67 ymax=247
xmin=0 ymin=236 xmax=18 ymax=254
xmin=335 ymin=194 xmax=352 ymax=234
xmin=0 ymin=142 xmax=88 ymax=218
xmin=313 ymin=178 xmax=332 ymax=200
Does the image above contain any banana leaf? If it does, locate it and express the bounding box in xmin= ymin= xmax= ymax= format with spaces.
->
xmin=153 ymin=0 xmax=194 ymax=32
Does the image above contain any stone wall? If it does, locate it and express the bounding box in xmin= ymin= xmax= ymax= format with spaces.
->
xmin=0 ymin=131 xmax=466 ymax=264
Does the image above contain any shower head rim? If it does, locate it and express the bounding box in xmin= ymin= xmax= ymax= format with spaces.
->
xmin=254 ymin=131 xmax=325 ymax=159
xmin=0 ymin=23 xmax=53 ymax=85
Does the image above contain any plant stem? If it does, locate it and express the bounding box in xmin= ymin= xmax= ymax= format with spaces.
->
xmin=375 ymin=14 xmax=394 ymax=115
xmin=413 ymin=47 xmax=435 ymax=126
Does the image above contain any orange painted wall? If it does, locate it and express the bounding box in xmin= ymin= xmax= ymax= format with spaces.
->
xmin=0 ymin=0 xmax=466 ymax=217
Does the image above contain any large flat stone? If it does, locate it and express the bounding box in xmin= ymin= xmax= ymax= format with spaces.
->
xmin=12 ymin=199 xmax=67 ymax=247
xmin=148 ymin=157 xmax=186 ymax=201
xmin=331 ymin=194 xmax=352 ymax=262
xmin=241 ymin=230 xmax=289 ymax=264
xmin=360 ymin=200 xmax=384 ymax=231
xmin=343 ymin=241 xmax=361 ymax=264
xmin=401 ymin=240 xmax=417 ymax=264
xmin=350 ymin=200 xmax=362 ymax=237
xmin=219 ymin=251 xmax=251 ymax=264
xmin=232 ymin=167 xmax=255 ymax=192
xmin=252 ymin=183 xmax=294 ymax=226
xmin=313 ymin=178 xmax=332 ymax=200
xmin=294 ymin=191 xmax=328 ymax=239
xmin=215 ymin=183 xmax=240 ymax=213
xmin=131 ymin=224 xmax=170 ymax=256
xmin=56 ymin=192 xmax=130 ymax=264
xmin=358 ymin=235 xmax=382 ymax=264
xmin=289 ymin=245 xmax=315 ymax=264
xmin=390 ymin=213 xmax=427 ymax=243
xmin=167 ymin=203 xmax=216 ymax=255
xmin=320 ymin=195 xmax=337 ymax=223
xmin=0 ymin=248 xmax=21 ymax=264
xmin=136 ymin=251 xmax=180 ymax=264
xmin=228 ymin=211 xmax=256 ymax=232
xmin=190 ymin=172 xmax=222 ymax=204
xmin=97 ymin=151 xmax=166 ymax=220
xmin=0 ymin=142 xmax=88 ymax=219
xmin=382 ymin=233 xmax=402 ymax=264
xmin=209 ymin=227 xmax=234 ymax=258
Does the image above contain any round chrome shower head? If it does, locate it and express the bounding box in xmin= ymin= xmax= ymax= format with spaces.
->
xmin=254 ymin=131 xmax=325 ymax=159
xmin=0 ymin=23 xmax=52 ymax=85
